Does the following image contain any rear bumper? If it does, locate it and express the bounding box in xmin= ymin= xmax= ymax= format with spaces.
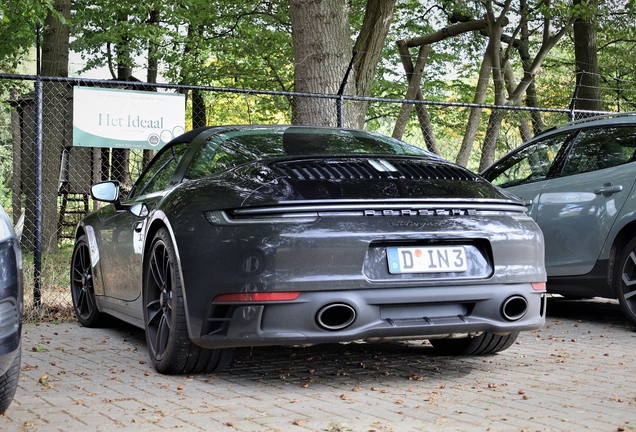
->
xmin=191 ymin=283 xmax=546 ymax=349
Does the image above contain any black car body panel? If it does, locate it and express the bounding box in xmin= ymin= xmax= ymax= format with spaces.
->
xmin=74 ymin=125 xmax=547 ymax=372
xmin=0 ymin=239 xmax=21 ymax=364
xmin=0 ymin=207 xmax=23 ymax=411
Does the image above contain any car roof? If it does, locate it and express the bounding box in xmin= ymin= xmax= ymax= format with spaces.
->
xmin=533 ymin=112 xmax=636 ymax=140
xmin=167 ymin=125 xmax=411 ymax=146
xmin=480 ymin=112 xmax=636 ymax=177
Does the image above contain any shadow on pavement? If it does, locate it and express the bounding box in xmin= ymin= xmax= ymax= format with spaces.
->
xmin=546 ymin=296 xmax=634 ymax=330
xmin=79 ymin=296 xmax=636 ymax=385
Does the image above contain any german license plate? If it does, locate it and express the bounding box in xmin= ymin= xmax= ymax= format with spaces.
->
xmin=387 ymin=246 xmax=467 ymax=274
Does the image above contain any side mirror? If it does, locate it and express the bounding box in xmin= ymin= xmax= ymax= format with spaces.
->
xmin=130 ymin=203 xmax=149 ymax=217
xmin=91 ymin=181 xmax=120 ymax=203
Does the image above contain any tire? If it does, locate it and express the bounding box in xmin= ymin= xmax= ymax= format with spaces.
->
xmin=430 ymin=332 xmax=519 ymax=356
xmin=143 ymin=228 xmax=233 ymax=374
xmin=0 ymin=348 xmax=21 ymax=414
xmin=70 ymin=235 xmax=103 ymax=327
xmin=614 ymin=236 xmax=636 ymax=327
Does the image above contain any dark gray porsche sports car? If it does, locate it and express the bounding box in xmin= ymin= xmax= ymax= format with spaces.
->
xmin=71 ymin=125 xmax=547 ymax=375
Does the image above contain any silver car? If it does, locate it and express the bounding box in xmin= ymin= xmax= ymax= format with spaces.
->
xmin=481 ymin=113 xmax=636 ymax=326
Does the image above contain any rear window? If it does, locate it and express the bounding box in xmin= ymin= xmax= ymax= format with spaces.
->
xmin=186 ymin=127 xmax=435 ymax=180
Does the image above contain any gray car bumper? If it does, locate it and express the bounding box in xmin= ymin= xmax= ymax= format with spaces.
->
xmin=191 ymin=283 xmax=546 ymax=349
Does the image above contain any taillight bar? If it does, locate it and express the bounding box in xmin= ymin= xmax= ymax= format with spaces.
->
xmin=213 ymin=292 xmax=301 ymax=303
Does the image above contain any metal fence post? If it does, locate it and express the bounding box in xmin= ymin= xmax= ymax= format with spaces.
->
xmin=336 ymin=51 xmax=357 ymax=128
xmin=568 ymin=71 xmax=583 ymax=122
xmin=33 ymin=26 xmax=43 ymax=308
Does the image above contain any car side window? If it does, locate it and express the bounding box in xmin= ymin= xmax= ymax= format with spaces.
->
xmin=186 ymin=138 xmax=256 ymax=180
xmin=486 ymin=134 xmax=569 ymax=188
xmin=129 ymin=143 xmax=190 ymax=198
xmin=562 ymin=127 xmax=635 ymax=176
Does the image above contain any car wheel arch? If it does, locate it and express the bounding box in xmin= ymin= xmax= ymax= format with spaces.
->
xmin=74 ymin=225 xmax=86 ymax=241
xmin=141 ymin=215 xmax=194 ymax=338
xmin=607 ymin=220 xmax=636 ymax=289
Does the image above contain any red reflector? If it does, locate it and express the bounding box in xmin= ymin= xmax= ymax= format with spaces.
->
xmin=532 ymin=282 xmax=546 ymax=291
xmin=213 ymin=292 xmax=301 ymax=302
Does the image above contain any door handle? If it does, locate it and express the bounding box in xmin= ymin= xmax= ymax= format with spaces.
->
xmin=594 ymin=184 xmax=623 ymax=196
xmin=133 ymin=221 xmax=144 ymax=233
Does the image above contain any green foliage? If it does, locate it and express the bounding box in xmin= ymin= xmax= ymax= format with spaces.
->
xmin=0 ymin=0 xmax=62 ymax=72
xmin=596 ymin=2 xmax=636 ymax=111
xmin=71 ymin=0 xmax=295 ymax=90
xmin=3 ymin=0 xmax=635 ymax=168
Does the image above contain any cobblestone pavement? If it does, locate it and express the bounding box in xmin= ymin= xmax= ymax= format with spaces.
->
xmin=1 ymin=297 xmax=635 ymax=432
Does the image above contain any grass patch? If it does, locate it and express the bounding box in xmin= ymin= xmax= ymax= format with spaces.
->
xmin=22 ymin=242 xmax=76 ymax=323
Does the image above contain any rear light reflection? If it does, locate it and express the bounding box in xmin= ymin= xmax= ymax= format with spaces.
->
xmin=213 ymin=292 xmax=301 ymax=302
xmin=531 ymin=282 xmax=546 ymax=291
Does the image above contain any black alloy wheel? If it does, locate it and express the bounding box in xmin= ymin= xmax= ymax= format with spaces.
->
xmin=70 ymin=235 xmax=102 ymax=327
xmin=614 ymin=237 xmax=636 ymax=327
xmin=143 ymin=228 xmax=234 ymax=374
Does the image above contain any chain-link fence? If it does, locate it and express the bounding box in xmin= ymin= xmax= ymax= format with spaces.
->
xmin=0 ymin=73 xmax=609 ymax=321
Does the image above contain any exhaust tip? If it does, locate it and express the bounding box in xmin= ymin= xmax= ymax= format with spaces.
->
xmin=502 ymin=295 xmax=528 ymax=321
xmin=316 ymin=303 xmax=356 ymax=331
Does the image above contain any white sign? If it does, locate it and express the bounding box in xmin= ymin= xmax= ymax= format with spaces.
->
xmin=73 ymin=87 xmax=186 ymax=150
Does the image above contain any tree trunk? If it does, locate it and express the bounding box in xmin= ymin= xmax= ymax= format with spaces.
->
xmin=39 ymin=0 xmax=70 ymax=253
xmin=392 ymin=44 xmax=429 ymax=140
xmin=10 ymin=89 xmax=22 ymax=226
xmin=455 ymin=51 xmax=492 ymax=167
xmin=192 ymin=90 xmax=207 ymax=128
xmin=477 ymin=0 xmax=569 ymax=170
xmin=350 ymin=0 xmax=396 ymax=128
xmin=398 ymin=20 xmax=490 ymax=166
xmin=479 ymin=109 xmax=505 ymax=172
xmin=392 ymin=43 xmax=439 ymax=154
xmin=402 ymin=20 xmax=487 ymax=48
xmin=144 ymin=9 xmax=160 ymax=169
xmin=290 ymin=0 xmax=396 ymax=128
xmin=192 ymin=26 xmax=207 ymax=128
xmin=111 ymin=57 xmax=132 ymax=191
xmin=478 ymin=2 xmax=509 ymax=172
xmin=517 ymin=0 xmax=543 ymax=135
xmin=572 ymin=0 xmax=602 ymax=114
xmin=504 ymin=63 xmax=532 ymax=142
xmin=290 ymin=0 xmax=352 ymax=127
xmin=111 ymin=13 xmax=133 ymax=191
